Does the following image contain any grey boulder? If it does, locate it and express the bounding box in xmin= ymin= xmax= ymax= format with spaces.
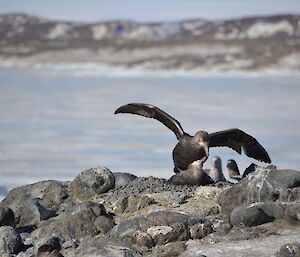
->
xmin=0 ymin=180 xmax=70 ymax=227
xmin=70 ymin=166 xmax=115 ymax=201
xmin=0 ymin=207 xmax=15 ymax=227
xmin=0 ymin=226 xmax=22 ymax=255
xmin=276 ymin=242 xmax=300 ymax=257
xmin=108 ymin=211 xmax=211 ymax=247
xmin=32 ymin=201 xmax=115 ymax=241
xmin=218 ymin=168 xmax=300 ymax=213
xmin=230 ymin=203 xmax=275 ymax=227
xmin=113 ymin=172 xmax=138 ymax=188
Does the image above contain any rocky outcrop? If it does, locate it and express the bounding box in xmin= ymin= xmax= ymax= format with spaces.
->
xmin=108 ymin=210 xmax=213 ymax=247
xmin=32 ymin=201 xmax=115 ymax=241
xmin=0 ymin=167 xmax=299 ymax=256
xmin=218 ymin=168 xmax=300 ymax=213
xmin=0 ymin=180 xmax=71 ymax=227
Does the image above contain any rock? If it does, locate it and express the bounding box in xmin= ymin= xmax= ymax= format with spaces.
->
xmin=190 ymin=220 xmax=213 ymax=239
xmin=0 ymin=207 xmax=15 ymax=227
xmin=22 ymin=199 xmax=56 ymax=227
xmin=0 ymin=226 xmax=22 ymax=255
xmin=113 ymin=195 xmax=155 ymax=213
xmin=175 ymin=194 xmax=189 ymax=204
xmin=228 ymin=202 xmax=300 ymax=226
xmin=147 ymin=223 xmax=190 ymax=245
xmin=0 ymin=180 xmax=71 ymax=227
xmin=178 ymin=240 xmax=208 ymax=257
xmin=94 ymin=215 xmax=116 ymax=234
xmin=36 ymin=237 xmax=63 ymax=257
xmin=103 ymin=176 xmax=198 ymax=203
xmin=113 ymin=172 xmax=138 ymax=188
xmin=40 ymin=181 xmax=71 ymax=212
xmin=218 ymin=168 xmax=300 ymax=213
xmin=108 ymin=211 xmax=208 ymax=247
xmin=276 ymin=242 xmax=300 ymax=257
xmin=285 ymin=203 xmax=300 ymax=224
xmin=37 ymin=247 xmax=63 ymax=257
xmin=4 ymin=198 xmax=55 ymax=228
xmin=123 ymin=230 xmax=155 ymax=248
xmin=143 ymin=241 xmax=187 ymax=257
xmin=195 ymin=186 xmax=224 ymax=199
xmin=230 ymin=203 xmax=275 ymax=227
xmin=279 ymin=188 xmax=300 ymax=202
xmin=37 ymin=237 xmax=61 ymax=252
xmin=70 ymin=166 xmax=115 ymax=201
xmin=65 ymin=236 xmax=141 ymax=257
xmin=61 ymin=239 xmax=79 ymax=250
xmin=199 ymin=204 xmax=221 ymax=217
xmin=32 ymin=201 xmax=115 ymax=241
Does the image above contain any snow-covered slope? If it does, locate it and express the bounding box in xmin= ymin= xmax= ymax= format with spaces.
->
xmin=1 ymin=13 xmax=300 ymax=73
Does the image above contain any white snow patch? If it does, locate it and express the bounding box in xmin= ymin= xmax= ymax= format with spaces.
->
xmin=127 ymin=26 xmax=155 ymax=40
xmin=215 ymin=28 xmax=240 ymax=40
xmin=91 ymin=24 xmax=109 ymax=40
xmin=6 ymin=26 xmax=25 ymax=37
xmin=182 ymin=20 xmax=206 ymax=30
xmin=152 ymin=23 xmax=181 ymax=39
xmin=13 ymin=15 xmax=27 ymax=26
xmin=192 ymin=29 xmax=204 ymax=36
xmin=46 ymin=23 xmax=70 ymax=39
xmin=127 ymin=23 xmax=181 ymax=40
xmin=243 ymin=20 xmax=294 ymax=39
xmin=278 ymin=53 xmax=300 ymax=69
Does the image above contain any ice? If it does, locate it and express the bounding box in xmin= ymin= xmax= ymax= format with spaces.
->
xmin=0 ymin=67 xmax=299 ymax=192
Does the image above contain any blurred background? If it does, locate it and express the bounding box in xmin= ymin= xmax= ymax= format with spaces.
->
xmin=0 ymin=0 xmax=300 ymax=197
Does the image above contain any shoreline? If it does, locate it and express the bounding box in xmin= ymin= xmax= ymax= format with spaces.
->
xmin=1 ymin=59 xmax=300 ymax=78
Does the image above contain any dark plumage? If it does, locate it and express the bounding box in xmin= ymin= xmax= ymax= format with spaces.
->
xmin=115 ymin=103 xmax=272 ymax=173
xmin=169 ymin=160 xmax=214 ymax=186
xmin=226 ymin=159 xmax=241 ymax=177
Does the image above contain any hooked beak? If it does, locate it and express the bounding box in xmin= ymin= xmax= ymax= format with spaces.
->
xmin=203 ymin=144 xmax=209 ymax=157
xmin=199 ymin=142 xmax=209 ymax=162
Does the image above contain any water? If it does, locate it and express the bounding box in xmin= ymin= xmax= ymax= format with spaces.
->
xmin=0 ymin=66 xmax=299 ymax=197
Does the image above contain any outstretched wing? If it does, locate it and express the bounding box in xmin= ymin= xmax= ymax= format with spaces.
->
xmin=115 ymin=103 xmax=185 ymax=140
xmin=209 ymin=128 xmax=271 ymax=163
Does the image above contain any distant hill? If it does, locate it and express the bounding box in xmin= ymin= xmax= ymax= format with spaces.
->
xmin=1 ymin=13 xmax=300 ymax=73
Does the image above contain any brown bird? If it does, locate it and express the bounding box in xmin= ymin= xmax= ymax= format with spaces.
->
xmin=169 ymin=159 xmax=214 ymax=186
xmin=114 ymin=103 xmax=271 ymax=173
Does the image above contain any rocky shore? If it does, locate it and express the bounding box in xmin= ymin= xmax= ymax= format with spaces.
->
xmin=1 ymin=166 xmax=300 ymax=256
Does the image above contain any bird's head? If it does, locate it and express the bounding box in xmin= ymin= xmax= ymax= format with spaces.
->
xmin=226 ymin=159 xmax=240 ymax=176
xmin=194 ymin=131 xmax=210 ymax=144
xmin=193 ymin=130 xmax=210 ymax=156
xmin=211 ymin=156 xmax=222 ymax=169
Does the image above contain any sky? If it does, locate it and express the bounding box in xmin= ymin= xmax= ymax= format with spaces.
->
xmin=0 ymin=0 xmax=300 ymax=22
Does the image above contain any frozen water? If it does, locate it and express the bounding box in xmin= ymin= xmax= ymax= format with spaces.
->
xmin=0 ymin=66 xmax=299 ymax=196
